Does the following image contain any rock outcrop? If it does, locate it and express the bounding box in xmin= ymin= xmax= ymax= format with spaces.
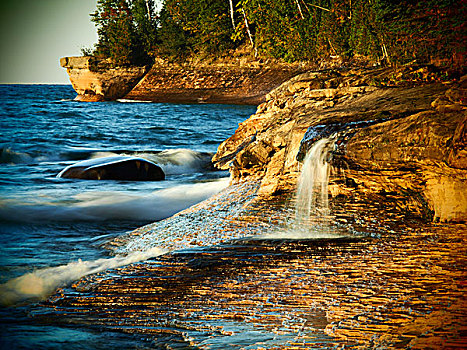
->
xmin=61 ymin=56 xmax=308 ymax=104
xmin=60 ymin=56 xmax=148 ymax=101
xmin=124 ymin=59 xmax=308 ymax=104
xmin=213 ymin=66 xmax=467 ymax=222
xmin=58 ymin=156 xmax=165 ymax=181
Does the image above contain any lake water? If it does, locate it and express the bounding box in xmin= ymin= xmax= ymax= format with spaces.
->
xmin=1 ymin=85 xmax=464 ymax=349
xmin=0 ymin=84 xmax=256 ymax=348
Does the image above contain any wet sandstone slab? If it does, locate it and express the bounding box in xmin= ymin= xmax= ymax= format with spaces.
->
xmin=34 ymin=182 xmax=466 ymax=349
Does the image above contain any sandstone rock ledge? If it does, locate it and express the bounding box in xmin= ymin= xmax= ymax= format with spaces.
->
xmin=213 ymin=66 xmax=467 ymax=222
xmin=61 ymin=56 xmax=308 ymax=104
xmin=124 ymin=59 xmax=308 ymax=105
xmin=60 ymin=56 xmax=148 ymax=101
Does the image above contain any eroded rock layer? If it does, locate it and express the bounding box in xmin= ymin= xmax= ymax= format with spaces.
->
xmin=213 ymin=66 xmax=467 ymax=222
xmin=60 ymin=56 xmax=148 ymax=101
xmin=124 ymin=60 xmax=308 ymax=104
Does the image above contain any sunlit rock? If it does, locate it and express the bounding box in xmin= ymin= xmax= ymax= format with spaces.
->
xmin=60 ymin=56 xmax=148 ymax=101
xmin=213 ymin=66 xmax=467 ymax=222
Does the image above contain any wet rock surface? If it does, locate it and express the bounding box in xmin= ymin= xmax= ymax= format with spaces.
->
xmin=35 ymin=182 xmax=466 ymax=349
xmin=57 ymin=156 xmax=165 ymax=181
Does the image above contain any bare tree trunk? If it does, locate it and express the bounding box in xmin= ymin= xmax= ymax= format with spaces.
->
xmin=145 ymin=0 xmax=152 ymax=21
xmin=242 ymin=8 xmax=257 ymax=57
xmin=381 ymin=42 xmax=390 ymax=65
xmin=310 ymin=4 xmax=330 ymax=12
xmin=295 ymin=0 xmax=304 ymax=19
xmin=229 ymin=0 xmax=235 ymax=30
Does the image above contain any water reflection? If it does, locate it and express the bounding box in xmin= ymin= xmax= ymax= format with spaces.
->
xmin=31 ymin=184 xmax=466 ymax=349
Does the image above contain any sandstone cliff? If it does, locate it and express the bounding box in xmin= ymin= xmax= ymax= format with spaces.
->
xmin=213 ymin=66 xmax=467 ymax=222
xmin=61 ymin=57 xmax=308 ymax=104
xmin=125 ymin=59 xmax=308 ymax=104
xmin=60 ymin=56 xmax=148 ymax=101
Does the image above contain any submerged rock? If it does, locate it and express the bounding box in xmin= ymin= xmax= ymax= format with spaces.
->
xmin=58 ymin=156 xmax=165 ymax=181
xmin=213 ymin=66 xmax=467 ymax=222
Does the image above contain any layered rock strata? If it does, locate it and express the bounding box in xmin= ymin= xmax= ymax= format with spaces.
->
xmin=213 ymin=66 xmax=467 ymax=222
xmin=61 ymin=57 xmax=307 ymax=104
xmin=124 ymin=60 xmax=307 ymax=104
xmin=60 ymin=56 xmax=148 ymax=101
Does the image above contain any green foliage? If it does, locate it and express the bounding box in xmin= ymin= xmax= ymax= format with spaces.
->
xmin=155 ymin=7 xmax=192 ymax=58
xmin=375 ymin=0 xmax=466 ymax=65
xmin=91 ymin=0 xmax=157 ymax=66
xmin=233 ymin=0 xmax=381 ymax=61
xmin=159 ymin=0 xmax=236 ymax=56
xmin=90 ymin=0 xmax=465 ymax=67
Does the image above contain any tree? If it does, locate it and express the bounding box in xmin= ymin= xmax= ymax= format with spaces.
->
xmin=91 ymin=0 xmax=157 ymax=65
xmin=91 ymin=0 xmax=465 ymax=67
xmin=161 ymin=0 xmax=236 ymax=55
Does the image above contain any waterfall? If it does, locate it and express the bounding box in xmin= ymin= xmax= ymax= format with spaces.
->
xmin=256 ymin=135 xmax=341 ymax=240
xmin=293 ymin=136 xmax=336 ymax=228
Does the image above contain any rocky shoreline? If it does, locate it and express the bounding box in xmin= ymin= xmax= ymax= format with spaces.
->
xmin=61 ymin=57 xmax=466 ymax=220
xmin=61 ymin=57 xmax=466 ymax=221
xmin=48 ymin=61 xmax=467 ymax=348
xmin=61 ymin=56 xmax=308 ymax=104
xmin=213 ymin=65 xmax=467 ymax=223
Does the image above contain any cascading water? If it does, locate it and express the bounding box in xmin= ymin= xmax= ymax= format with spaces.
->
xmin=257 ymin=135 xmax=342 ymax=239
xmin=294 ymin=136 xmax=336 ymax=227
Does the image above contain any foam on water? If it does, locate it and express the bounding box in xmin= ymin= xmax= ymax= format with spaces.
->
xmin=256 ymin=225 xmax=344 ymax=240
xmin=0 ymin=247 xmax=167 ymax=306
xmin=116 ymin=99 xmax=152 ymax=103
xmin=0 ymin=178 xmax=230 ymax=222
xmin=132 ymin=149 xmax=213 ymax=175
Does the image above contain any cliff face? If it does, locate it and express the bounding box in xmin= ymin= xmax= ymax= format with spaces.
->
xmin=60 ymin=56 xmax=148 ymax=101
xmin=61 ymin=57 xmax=307 ymax=104
xmin=124 ymin=60 xmax=307 ymax=104
xmin=213 ymin=66 xmax=467 ymax=222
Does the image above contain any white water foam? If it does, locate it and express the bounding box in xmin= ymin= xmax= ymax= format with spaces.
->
xmin=0 ymin=247 xmax=167 ymax=306
xmin=116 ymin=99 xmax=152 ymax=103
xmin=135 ymin=149 xmax=213 ymax=175
xmin=0 ymin=178 xmax=230 ymax=222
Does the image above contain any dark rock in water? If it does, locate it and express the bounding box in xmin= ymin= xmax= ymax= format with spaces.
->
xmin=58 ymin=156 xmax=165 ymax=181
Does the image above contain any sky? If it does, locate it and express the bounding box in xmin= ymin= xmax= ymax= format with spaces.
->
xmin=0 ymin=1 xmax=163 ymax=84
xmin=0 ymin=0 xmax=98 ymax=84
